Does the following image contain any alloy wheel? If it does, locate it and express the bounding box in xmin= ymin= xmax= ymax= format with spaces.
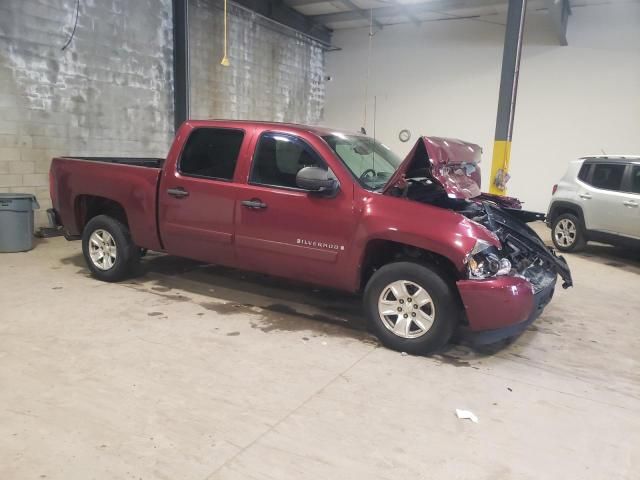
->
xmin=88 ymin=229 xmax=117 ymax=270
xmin=377 ymin=280 xmax=436 ymax=339
xmin=554 ymin=218 xmax=577 ymax=247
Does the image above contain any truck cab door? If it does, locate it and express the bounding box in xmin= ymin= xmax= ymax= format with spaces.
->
xmin=158 ymin=127 xmax=248 ymax=265
xmin=234 ymin=132 xmax=356 ymax=291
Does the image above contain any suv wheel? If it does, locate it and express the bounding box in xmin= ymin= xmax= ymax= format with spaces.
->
xmin=551 ymin=213 xmax=586 ymax=252
xmin=82 ymin=215 xmax=139 ymax=282
xmin=364 ymin=262 xmax=459 ymax=355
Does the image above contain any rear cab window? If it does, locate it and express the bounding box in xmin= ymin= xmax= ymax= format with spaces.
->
xmin=179 ymin=128 xmax=245 ymax=180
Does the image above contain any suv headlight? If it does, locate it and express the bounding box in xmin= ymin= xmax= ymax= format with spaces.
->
xmin=466 ymin=239 xmax=512 ymax=279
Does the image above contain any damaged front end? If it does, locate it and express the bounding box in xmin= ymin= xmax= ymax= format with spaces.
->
xmin=448 ymin=200 xmax=572 ymax=343
xmin=385 ymin=136 xmax=572 ymax=293
xmin=460 ymin=202 xmax=572 ymax=291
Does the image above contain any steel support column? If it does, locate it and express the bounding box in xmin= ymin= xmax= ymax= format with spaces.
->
xmin=173 ymin=0 xmax=190 ymax=133
xmin=545 ymin=0 xmax=570 ymax=46
xmin=489 ymin=0 xmax=527 ymax=195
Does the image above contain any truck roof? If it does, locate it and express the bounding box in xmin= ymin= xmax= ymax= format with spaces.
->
xmin=187 ymin=119 xmax=363 ymax=138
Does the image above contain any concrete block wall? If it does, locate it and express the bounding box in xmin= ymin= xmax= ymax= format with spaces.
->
xmin=0 ymin=0 xmax=328 ymax=228
xmin=0 ymin=0 xmax=174 ymax=226
xmin=189 ymin=0 xmax=325 ymax=124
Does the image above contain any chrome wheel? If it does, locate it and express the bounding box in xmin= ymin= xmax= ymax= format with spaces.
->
xmin=88 ymin=229 xmax=117 ymax=270
xmin=554 ymin=218 xmax=577 ymax=247
xmin=378 ymin=280 xmax=436 ymax=339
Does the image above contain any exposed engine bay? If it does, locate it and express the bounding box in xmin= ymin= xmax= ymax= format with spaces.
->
xmin=392 ymin=175 xmax=573 ymax=291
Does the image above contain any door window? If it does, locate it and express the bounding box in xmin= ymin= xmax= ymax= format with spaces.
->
xmin=250 ymin=133 xmax=327 ymax=189
xmin=630 ymin=166 xmax=640 ymax=194
xmin=179 ymin=128 xmax=244 ymax=180
xmin=589 ymin=163 xmax=625 ymax=191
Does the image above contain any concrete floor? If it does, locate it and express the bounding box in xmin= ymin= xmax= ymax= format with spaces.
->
xmin=1 ymin=227 xmax=639 ymax=480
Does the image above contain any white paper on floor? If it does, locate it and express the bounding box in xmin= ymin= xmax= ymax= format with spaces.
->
xmin=455 ymin=409 xmax=479 ymax=423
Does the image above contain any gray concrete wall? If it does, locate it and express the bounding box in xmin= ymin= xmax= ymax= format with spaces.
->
xmin=0 ymin=0 xmax=327 ymax=228
xmin=189 ymin=0 xmax=325 ymax=124
xmin=0 ymin=0 xmax=174 ymax=226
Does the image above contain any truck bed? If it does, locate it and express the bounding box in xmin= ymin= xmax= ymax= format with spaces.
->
xmin=50 ymin=156 xmax=163 ymax=251
xmin=60 ymin=157 xmax=164 ymax=168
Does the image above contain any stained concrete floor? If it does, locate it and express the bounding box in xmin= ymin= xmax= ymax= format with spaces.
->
xmin=1 ymin=227 xmax=639 ymax=480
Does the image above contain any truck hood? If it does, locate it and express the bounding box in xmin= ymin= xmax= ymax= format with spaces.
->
xmin=383 ymin=136 xmax=483 ymax=199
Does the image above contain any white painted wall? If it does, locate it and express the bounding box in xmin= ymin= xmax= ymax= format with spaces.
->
xmin=323 ymin=2 xmax=640 ymax=211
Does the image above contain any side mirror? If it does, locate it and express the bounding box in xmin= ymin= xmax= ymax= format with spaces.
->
xmin=296 ymin=167 xmax=339 ymax=196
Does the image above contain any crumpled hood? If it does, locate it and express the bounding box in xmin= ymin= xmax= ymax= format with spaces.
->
xmin=383 ymin=136 xmax=483 ymax=199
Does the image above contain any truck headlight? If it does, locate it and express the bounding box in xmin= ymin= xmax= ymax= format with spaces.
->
xmin=466 ymin=239 xmax=512 ymax=279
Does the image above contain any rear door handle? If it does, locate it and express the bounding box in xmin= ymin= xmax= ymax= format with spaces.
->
xmin=167 ymin=187 xmax=189 ymax=198
xmin=623 ymin=200 xmax=639 ymax=207
xmin=579 ymin=193 xmax=592 ymax=200
xmin=241 ymin=199 xmax=267 ymax=209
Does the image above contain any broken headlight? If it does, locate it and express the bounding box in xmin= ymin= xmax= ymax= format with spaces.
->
xmin=466 ymin=239 xmax=512 ymax=279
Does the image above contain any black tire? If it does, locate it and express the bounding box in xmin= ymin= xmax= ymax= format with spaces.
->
xmin=551 ymin=213 xmax=586 ymax=252
xmin=363 ymin=261 xmax=460 ymax=355
xmin=81 ymin=215 xmax=139 ymax=282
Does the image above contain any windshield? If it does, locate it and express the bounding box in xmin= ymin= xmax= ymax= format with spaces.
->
xmin=323 ymin=134 xmax=402 ymax=190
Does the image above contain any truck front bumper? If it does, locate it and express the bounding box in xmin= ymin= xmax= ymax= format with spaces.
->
xmin=456 ymin=276 xmax=556 ymax=345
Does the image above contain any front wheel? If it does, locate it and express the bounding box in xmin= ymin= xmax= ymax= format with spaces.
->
xmin=82 ymin=215 xmax=139 ymax=282
xmin=364 ymin=262 xmax=459 ymax=355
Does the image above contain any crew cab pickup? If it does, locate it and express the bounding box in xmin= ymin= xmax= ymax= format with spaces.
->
xmin=49 ymin=120 xmax=572 ymax=354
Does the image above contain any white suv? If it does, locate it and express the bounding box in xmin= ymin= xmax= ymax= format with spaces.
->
xmin=547 ymin=156 xmax=640 ymax=252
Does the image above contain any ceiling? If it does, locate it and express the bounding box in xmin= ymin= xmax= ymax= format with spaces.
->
xmin=281 ymin=0 xmax=603 ymax=30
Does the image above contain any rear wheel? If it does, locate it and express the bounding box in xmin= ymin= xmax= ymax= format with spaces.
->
xmin=551 ymin=213 xmax=586 ymax=252
xmin=82 ymin=215 xmax=139 ymax=282
xmin=364 ymin=262 xmax=459 ymax=355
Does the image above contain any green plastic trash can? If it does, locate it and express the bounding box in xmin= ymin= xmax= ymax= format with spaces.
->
xmin=0 ymin=193 xmax=40 ymax=253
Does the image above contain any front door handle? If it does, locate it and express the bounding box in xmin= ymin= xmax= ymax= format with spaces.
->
xmin=167 ymin=187 xmax=189 ymax=198
xmin=623 ymin=200 xmax=639 ymax=208
xmin=579 ymin=193 xmax=592 ymax=200
xmin=241 ymin=199 xmax=267 ymax=209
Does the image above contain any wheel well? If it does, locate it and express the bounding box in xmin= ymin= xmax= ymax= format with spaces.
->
xmin=549 ymin=202 xmax=583 ymax=225
xmin=75 ymin=195 xmax=129 ymax=230
xmin=360 ymin=240 xmax=462 ymax=291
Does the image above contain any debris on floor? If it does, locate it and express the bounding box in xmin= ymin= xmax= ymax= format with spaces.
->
xmin=455 ymin=409 xmax=479 ymax=423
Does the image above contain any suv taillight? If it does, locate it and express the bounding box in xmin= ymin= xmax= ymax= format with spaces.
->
xmin=552 ymin=184 xmax=558 ymax=195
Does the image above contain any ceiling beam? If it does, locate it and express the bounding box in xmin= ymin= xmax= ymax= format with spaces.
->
xmin=280 ymin=0 xmax=570 ymax=45
xmin=285 ymin=0 xmax=335 ymax=6
xmin=341 ymin=0 xmax=384 ymax=30
xmin=387 ymin=0 xmax=423 ymax=25
xmin=310 ymin=0 xmax=510 ymax=24
xmin=233 ymin=0 xmax=332 ymax=45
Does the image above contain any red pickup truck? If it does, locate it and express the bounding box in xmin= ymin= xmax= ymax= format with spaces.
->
xmin=49 ymin=120 xmax=572 ymax=354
